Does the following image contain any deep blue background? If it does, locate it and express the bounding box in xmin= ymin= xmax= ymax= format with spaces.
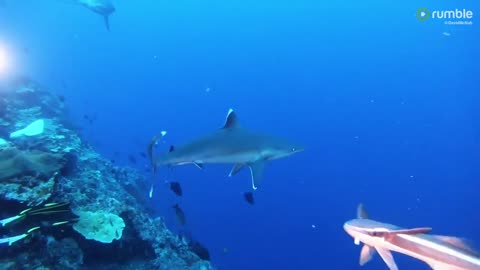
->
xmin=1 ymin=0 xmax=479 ymax=269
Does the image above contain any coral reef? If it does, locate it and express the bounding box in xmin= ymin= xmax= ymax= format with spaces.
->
xmin=73 ymin=211 xmax=125 ymax=243
xmin=0 ymin=78 xmax=214 ymax=270
xmin=0 ymin=147 xmax=65 ymax=205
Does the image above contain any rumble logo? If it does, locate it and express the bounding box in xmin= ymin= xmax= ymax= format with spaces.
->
xmin=416 ymin=7 xmax=474 ymax=25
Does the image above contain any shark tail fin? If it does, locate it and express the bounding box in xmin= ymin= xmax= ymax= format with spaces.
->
xmin=104 ymin=15 xmax=110 ymax=31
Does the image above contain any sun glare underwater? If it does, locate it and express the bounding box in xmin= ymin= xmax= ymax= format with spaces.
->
xmin=0 ymin=1 xmax=479 ymax=270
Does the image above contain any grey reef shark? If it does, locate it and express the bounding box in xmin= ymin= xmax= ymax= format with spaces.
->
xmin=148 ymin=109 xmax=304 ymax=197
xmin=344 ymin=204 xmax=480 ymax=270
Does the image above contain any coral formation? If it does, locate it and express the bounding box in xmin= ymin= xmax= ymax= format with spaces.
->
xmin=0 ymin=146 xmax=65 ymax=206
xmin=73 ymin=211 xmax=125 ymax=243
xmin=0 ymin=137 xmax=7 ymax=146
xmin=10 ymin=119 xmax=45 ymax=138
xmin=0 ymin=78 xmax=214 ymax=270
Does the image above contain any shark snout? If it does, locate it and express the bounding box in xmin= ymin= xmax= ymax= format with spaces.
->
xmin=343 ymin=220 xmax=365 ymax=245
xmin=343 ymin=221 xmax=355 ymax=237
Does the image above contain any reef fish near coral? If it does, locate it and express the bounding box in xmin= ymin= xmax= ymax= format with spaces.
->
xmin=128 ymin=154 xmax=137 ymax=165
xmin=0 ymin=202 xmax=78 ymax=246
xmin=172 ymin=204 xmax=186 ymax=226
xmin=243 ymin=192 xmax=254 ymax=205
xmin=0 ymin=79 xmax=214 ymax=269
xmin=169 ymin=182 xmax=183 ymax=197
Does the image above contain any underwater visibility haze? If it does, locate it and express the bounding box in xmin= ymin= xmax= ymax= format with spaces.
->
xmin=0 ymin=0 xmax=479 ymax=269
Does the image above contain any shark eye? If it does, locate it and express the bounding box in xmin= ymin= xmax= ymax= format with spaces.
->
xmin=369 ymin=231 xmax=384 ymax=237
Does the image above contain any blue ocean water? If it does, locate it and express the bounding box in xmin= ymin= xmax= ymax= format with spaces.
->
xmin=1 ymin=0 xmax=479 ymax=269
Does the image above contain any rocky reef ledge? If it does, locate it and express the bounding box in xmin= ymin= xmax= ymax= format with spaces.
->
xmin=0 ymin=78 xmax=214 ymax=270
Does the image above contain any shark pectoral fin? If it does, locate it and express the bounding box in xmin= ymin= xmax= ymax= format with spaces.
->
xmin=103 ymin=15 xmax=110 ymax=31
xmin=229 ymin=164 xmax=245 ymax=177
xmin=248 ymin=161 xmax=265 ymax=190
xmin=359 ymin=245 xmax=375 ymax=266
xmin=375 ymin=248 xmax=398 ymax=270
xmin=193 ymin=162 xmax=204 ymax=169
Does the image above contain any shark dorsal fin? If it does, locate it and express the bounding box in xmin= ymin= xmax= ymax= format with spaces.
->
xmin=223 ymin=109 xmax=240 ymax=129
xmin=357 ymin=204 xmax=369 ymax=219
